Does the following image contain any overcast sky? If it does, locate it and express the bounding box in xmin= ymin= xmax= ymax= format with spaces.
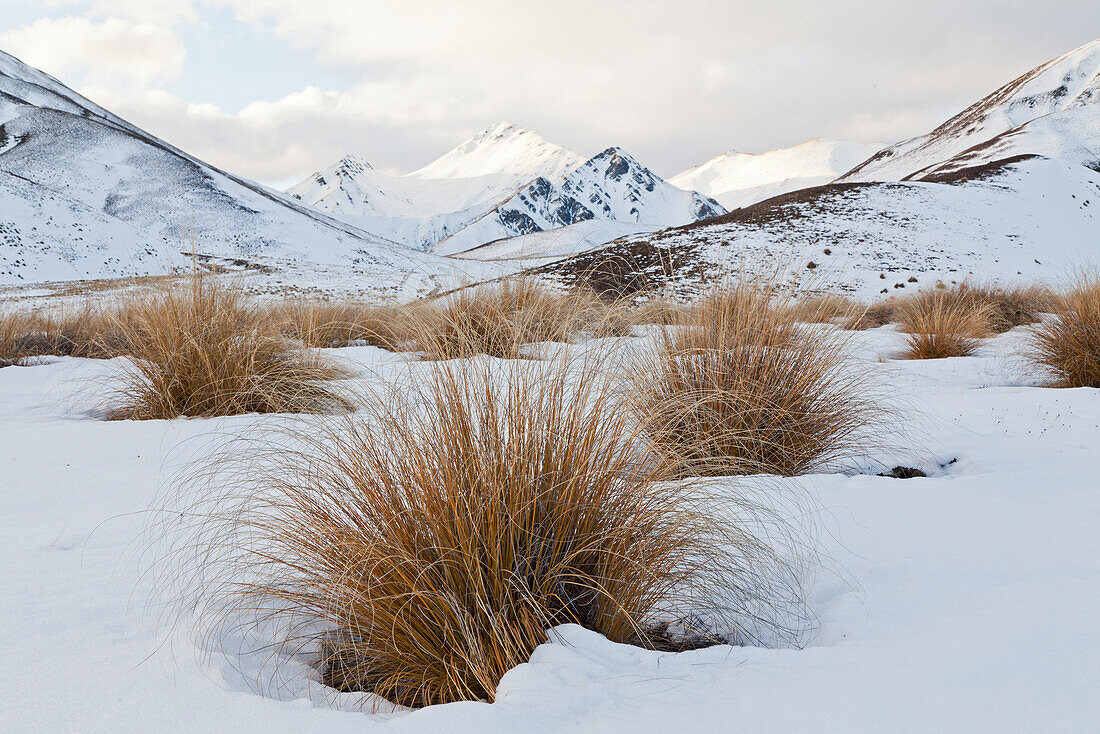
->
xmin=2 ymin=1 xmax=1099 ymax=187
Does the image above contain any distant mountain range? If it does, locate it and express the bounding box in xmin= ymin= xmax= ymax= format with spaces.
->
xmin=1 ymin=37 xmax=1098 ymax=292
xmin=670 ymin=139 xmax=884 ymax=210
xmin=289 ymin=123 xmax=724 ymax=256
xmin=540 ymin=38 xmax=1100 ymax=298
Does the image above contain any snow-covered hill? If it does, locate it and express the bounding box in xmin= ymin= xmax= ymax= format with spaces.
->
xmin=841 ymin=38 xmax=1100 ymax=182
xmin=541 ymin=156 xmax=1100 ymax=299
xmin=671 ymin=139 xmax=883 ymax=210
xmin=0 ymin=49 xmax=445 ymax=286
xmin=431 ymin=147 xmax=725 ymax=256
xmin=287 ymin=123 xmax=587 ymax=250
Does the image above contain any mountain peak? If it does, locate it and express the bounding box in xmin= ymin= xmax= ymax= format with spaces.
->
xmin=335 ymin=154 xmax=372 ymax=177
xmin=407 ymin=122 xmax=585 ymax=181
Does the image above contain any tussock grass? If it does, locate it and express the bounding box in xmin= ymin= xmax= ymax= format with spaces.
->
xmin=1029 ymin=274 xmax=1100 ymax=387
xmin=916 ymin=282 xmax=1052 ymax=334
xmin=628 ymin=298 xmax=693 ymax=326
xmin=844 ymin=301 xmax=899 ymax=331
xmin=104 ymin=278 xmax=348 ymax=419
xmin=786 ymin=294 xmax=863 ymax=325
xmin=898 ymin=291 xmax=992 ymax=359
xmin=0 ymin=302 xmax=130 ymax=364
xmin=267 ymin=300 xmax=410 ymax=349
xmin=410 ymin=280 xmax=611 ymax=359
xmin=168 ymin=355 xmax=807 ymax=708
xmin=631 ymin=281 xmax=879 ymax=477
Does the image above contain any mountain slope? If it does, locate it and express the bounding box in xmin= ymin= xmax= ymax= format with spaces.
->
xmin=431 ymin=147 xmax=725 ymax=256
xmin=539 ymin=156 xmax=1100 ymax=299
xmin=841 ymin=38 xmax=1100 ymax=182
xmin=287 ymin=124 xmax=586 ymax=250
xmin=671 ymin=139 xmax=883 ymax=210
xmin=0 ymin=49 xmax=440 ymax=285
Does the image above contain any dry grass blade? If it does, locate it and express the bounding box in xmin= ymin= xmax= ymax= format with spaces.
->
xmin=103 ymin=278 xmax=349 ymax=419
xmin=1028 ymin=274 xmax=1100 ymax=387
xmin=163 ymin=353 xmax=809 ymax=709
xmin=631 ymin=280 xmax=880 ymax=477
xmin=898 ymin=291 xmax=992 ymax=359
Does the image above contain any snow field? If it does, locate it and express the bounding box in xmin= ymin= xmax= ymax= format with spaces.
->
xmin=1 ymin=324 xmax=1098 ymax=732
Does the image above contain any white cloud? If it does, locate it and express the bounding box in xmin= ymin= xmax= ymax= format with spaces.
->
xmin=0 ymin=16 xmax=185 ymax=87
xmin=4 ymin=1 xmax=1100 ymax=183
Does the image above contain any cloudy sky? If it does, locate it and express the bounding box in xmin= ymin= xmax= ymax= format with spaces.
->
xmin=2 ymin=1 xmax=1098 ymax=187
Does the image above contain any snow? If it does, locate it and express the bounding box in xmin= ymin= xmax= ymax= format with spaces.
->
xmin=670 ymin=139 xmax=884 ymax=210
xmin=407 ymin=122 xmax=585 ymax=182
xmin=2 ymin=324 xmax=1099 ymax=732
xmin=453 ymin=220 xmax=659 ymax=265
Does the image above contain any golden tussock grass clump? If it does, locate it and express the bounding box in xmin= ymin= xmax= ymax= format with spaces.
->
xmin=844 ymin=300 xmax=900 ymax=331
xmin=0 ymin=310 xmax=36 ymax=367
xmin=786 ymin=294 xmax=863 ymax=325
xmin=266 ymin=300 xmax=410 ymax=350
xmin=104 ymin=278 xmax=348 ymax=419
xmin=627 ymin=297 xmax=693 ymax=327
xmin=898 ymin=290 xmax=993 ymax=359
xmin=410 ymin=279 xmax=613 ymax=359
xmin=1028 ymin=274 xmax=1100 ymax=387
xmin=168 ymin=355 xmax=806 ymax=708
xmin=919 ymin=282 xmax=1053 ymax=334
xmin=631 ymin=281 xmax=879 ymax=477
xmin=0 ymin=302 xmax=132 ymax=364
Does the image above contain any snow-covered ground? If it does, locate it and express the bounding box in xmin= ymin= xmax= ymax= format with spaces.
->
xmin=2 ymin=323 xmax=1098 ymax=732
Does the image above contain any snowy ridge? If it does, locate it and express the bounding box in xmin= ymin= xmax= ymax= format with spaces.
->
xmin=0 ymin=49 xmax=451 ymax=286
xmin=431 ymin=147 xmax=725 ymax=256
xmin=841 ymin=38 xmax=1100 ymax=182
xmin=671 ymin=139 xmax=884 ymax=210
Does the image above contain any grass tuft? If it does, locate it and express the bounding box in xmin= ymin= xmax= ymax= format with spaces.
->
xmin=631 ymin=281 xmax=879 ymax=477
xmin=104 ymin=278 xmax=348 ymax=419
xmin=410 ymin=280 xmax=610 ymax=359
xmin=267 ymin=300 xmax=410 ymax=349
xmin=1028 ymin=274 xmax=1100 ymax=387
xmin=169 ymin=355 xmax=807 ymax=708
xmin=898 ymin=291 xmax=992 ymax=359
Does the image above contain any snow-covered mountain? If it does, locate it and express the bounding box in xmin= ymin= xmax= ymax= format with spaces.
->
xmin=0 ymin=49 xmax=442 ymax=285
xmin=431 ymin=147 xmax=725 ymax=256
xmin=840 ymin=38 xmax=1100 ymax=182
xmin=671 ymin=139 xmax=883 ymax=210
xmin=290 ymin=129 xmax=723 ymax=256
xmin=540 ymin=38 xmax=1100 ymax=299
xmin=407 ymin=122 xmax=584 ymax=181
xmin=287 ymin=123 xmax=586 ymax=250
